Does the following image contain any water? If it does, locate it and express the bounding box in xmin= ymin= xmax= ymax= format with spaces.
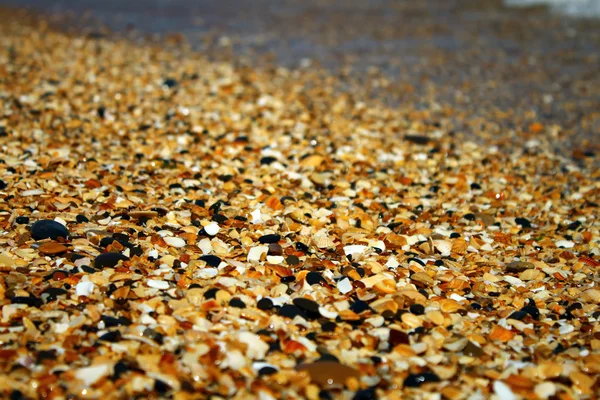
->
xmin=505 ymin=0 xmax=600 ymax=17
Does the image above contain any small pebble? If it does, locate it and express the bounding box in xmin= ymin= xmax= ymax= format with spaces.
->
xmin=31 ymin=220 xmax=69 ymax=240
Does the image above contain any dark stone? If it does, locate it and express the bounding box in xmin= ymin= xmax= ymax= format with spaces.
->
xmin=306 ymin=272 xmax=324 ymax=285
xmin=317 ymin=353 xmax=339 ymax=363
xmin=212 ymin=214 xmax=228 ymax=223
xmin=200 ymin=255 xmax=221 ymax=267
xmin=321 ymin=321 xmax=336 ymax=332
xmin=410 ymin=304 xmax=425 ymax=315
xmin=259 ymin=234 xmax=281 ymax=244
xmin=81 ymin=265 xmax=96 ymax=273
xmin=203 ymin=288 xmax=219 ymax=299
xmin=257 ymin=297 xmax=274 ymax=310
xmin=143 ymin=328 xmax=164 ymax=344
xmin=268 ymin=243 xmax=283 ymax=256
xmin=36 ymin=349 xmax=57 ymax=363
xmin=11 ymin=296 xmax=42 ymax=307
xmin=405 ymin=134 xmax=432 ymax=145
xmin=76 ymin=214 xmax=89 ymax=223
xmin=293 ymin=298 xmax=320 ymax=313
xmin=296 ymin=242 xmax=310 ymax=253
xmin=286 ymin=255 xmax=300 ymax=265
xmin=278 ymin=304 xmax=306 ymax=319
xmin=350 ymin=300 xmax=370 ymax=314
xmin=353 ymin=387 xmax=377 ymax=400
xmin=389 ymin=329 xmax=409 ymax=346
xmin=229 ymin=298 xmax=246 ymax=308
xmin=94 ymin=252 xmax=129 ymax=269
xmin=101 ymin=315 xmax=132 ymax=327
xmin=98 ymin=330 xmax=122 ymax=343
xmin=31 ymin=220 xmax=69 ymax=240
xmin=508 ymin=310 xmax=528 ymax=320
xmin=450 ymin=232 xmax=460 ymax=238
xmin=260 ymin=156 xmax=277 ymax=165
xmin=515 ymin=217 xmax=532 ymax=228
xmin=403 ymin=372 xmax=441 ymax=387
xmin=463 ymin=213 xmax=476 ymax=221
xmin=15 ymin=216 xmax=29 ymax=224
xmin=154 ymin=380 xmax=170 ymax=394
xmin=0 ymin=180 xmax=6 ymax=189
xmin=319 ymin=391 xmax=334 ymax=400
xmin=281 ymin=275 xmax=296 ymax=283
xmin=258 ymin=366 xmax=278 ymax=376
xmin=42 ymin=287 xmax=68 ymax=302
xmin=163 ymin=78 xmax=178 ymax=88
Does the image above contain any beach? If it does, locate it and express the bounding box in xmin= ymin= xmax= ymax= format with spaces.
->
xmin=0 ymin=2 xmax=598 ymax=399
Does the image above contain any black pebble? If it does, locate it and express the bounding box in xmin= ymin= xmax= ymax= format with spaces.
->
xmin=200 ymin=255 xmax=221 ymax=267
xmin=353 ymin=387 xmax=377 ymax=400
xmin=101 ymin=315 xmax=132 ymax=327
xmin=112 ymin=361 xmax=129 ymax=380
xmin=293 ymin=297 xmax=320 ymax=313
xmin=203 ymin=288 xmax=219 ymax=299
xmin=260 ymin=156 xmax=277 ymax=165
xmin=154 ymin=380 xmax=170 ymax=394
xmin=42 ymin=287 xmax=68 ymax=302
xmin=319 ymin=391 xmax=333 ymax=400
xmin=278 ymin=304 xmax=306 ymax=319
xmin=95 ymin=252 xmax=129 ymax=269
xmin=11 ymin=296 xmax=42 ymax=307
xmin=163 ymin=78 xmax=178 ymax=88
xmin=10 ymin=390 xmax=25 ymax=400
xmin=350 ymin=300 xmax=370 ymax=314
xmin=403 ymin=372 xmax=441 ymax=387
xmin=15 ymin=216 xmax=29 ymax=224
xmin=0 ymin=180 xmax=6 ymax=189
xmin=409 ymin=304 xmax=425 ymax=315
xmin=280 ymin=275 xmax=296 ymax=283
xmin=508 ymin=310 xmax=528 ymax=320
xmin=36 ymin=349 xmax=57 ymax=363
xmin=31 ymin=220 xmax=69 ymax=240
xmin=321 ymin=321 xmax=336 ymax=332
xmin=98 ymin=330 xmax=122 ymax=343
xmin=515 ymin=217 xmax=532 ymax=228
xmin=143 ymin=328 xmax=164 ymax=344
xmin=296 ymin=242 xmax=310 ymax=253
xmin=259 ymin=234 xmax=281 ymax=244
xmin=463 ymin=213 xmax=475 ymax=221
xmin=450 ymin=232 xmax=461 ymax=239
xmin=258 ymin=366 xmax=278 ymax=376
xmin=257 ymin=297 xmax=273 ymax=310
xmin=286 ymin=255 xmax=300 ymax=265
xmin=81 ymin=265 xmax=96 ymax=273
xmin=306 ymin=272 xmax=324 ymax=285
xmin=76 ymin=214 xmax=89 ymax=223
xmin=229 ymin=298 xmax=246 ymax=308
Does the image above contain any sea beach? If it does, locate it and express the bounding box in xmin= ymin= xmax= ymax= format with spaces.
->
xmin=0 ymin=1 xmax=598 ymax=399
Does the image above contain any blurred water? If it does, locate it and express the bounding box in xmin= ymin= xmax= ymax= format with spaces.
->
xmin=505 ymin=0 xmax=600 ymax=17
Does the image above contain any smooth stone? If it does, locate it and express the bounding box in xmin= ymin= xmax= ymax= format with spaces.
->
xmin=259 ymin=234 xmax=281 ymax=244
xmin=297 ymin=361 xmax=360 ymax=388
xmin=31 ymin=220 xmax=69 ymax=240
xmin=200 ymin=255 xmax=222 ymax=267
xmin=403 ymin=372 xmax=441 ymax=387
xmin=38 ymin=242 xmax=68 ymax=255
xmin=94 ymin=252 xmax=129 ymax=269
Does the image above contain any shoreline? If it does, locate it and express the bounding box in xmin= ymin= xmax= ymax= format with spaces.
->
xmin=0 ymin=6 xmax=599 ymax=400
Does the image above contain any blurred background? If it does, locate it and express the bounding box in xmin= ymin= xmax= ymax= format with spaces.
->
xmin=1 ymin=0 xmax=598 ymax=151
